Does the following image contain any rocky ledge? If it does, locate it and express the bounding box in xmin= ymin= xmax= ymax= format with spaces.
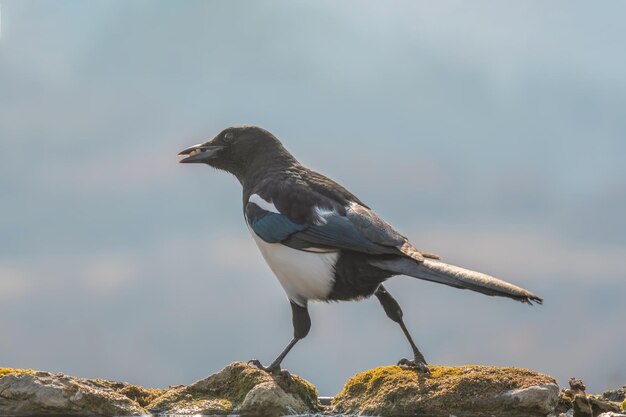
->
xmin=1 ymin=364 xmax=625 ymax=416
xmin=0 ymin=368 xmax=160 ymax=415
xmin=0 ymin=364 xmax=319 ymax=416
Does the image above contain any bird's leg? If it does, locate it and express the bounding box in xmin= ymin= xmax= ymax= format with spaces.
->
xmin=248 ymin=301 xmax=311 ymax=375
xmin=375 ymin=285 xmax=430 ymax=374
xmin=248 ymin=338 xmax=299 ymax=376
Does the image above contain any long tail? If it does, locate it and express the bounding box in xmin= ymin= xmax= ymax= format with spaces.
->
xmin=370 ymin=258 xmax=543 ymax=305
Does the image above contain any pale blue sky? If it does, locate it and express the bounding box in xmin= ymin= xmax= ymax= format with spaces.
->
xmin=1 ymin=0 xmax=625 ymax=395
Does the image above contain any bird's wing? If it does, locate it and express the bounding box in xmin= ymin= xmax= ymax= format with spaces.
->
xmin=245 ymin=199 xmax=307 ymax=243
xmin=245 ymin=192 xmax=424 ymax=261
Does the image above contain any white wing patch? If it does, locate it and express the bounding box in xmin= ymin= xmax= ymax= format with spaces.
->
xmin=247 ymin=225 xmax=337 ymax=306
xmin=313 ymin=206 xmax=336 ymax=225
xmin=249 ymin=193 xmax=279 ymax=213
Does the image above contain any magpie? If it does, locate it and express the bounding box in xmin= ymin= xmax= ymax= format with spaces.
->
xmin=178 ymin=126 xmax=542 ymax=375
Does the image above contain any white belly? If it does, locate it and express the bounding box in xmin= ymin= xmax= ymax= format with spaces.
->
xmin=247 ymin=226 xmax=338 ymax=306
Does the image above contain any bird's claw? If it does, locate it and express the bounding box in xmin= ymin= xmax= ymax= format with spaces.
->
xmin=247 ymin=359 xmax=287 ymax=377
xmin=247 ymin=359 xmax=264 ymax=368
xmin=397 ymin=357 xmax=431 ymax=375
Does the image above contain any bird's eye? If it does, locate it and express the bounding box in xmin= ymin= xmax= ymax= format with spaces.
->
xmin=224 ymin=132 xmax=234 ymax=141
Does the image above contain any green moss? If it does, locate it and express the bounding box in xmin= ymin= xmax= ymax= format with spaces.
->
xmin=621 ymin=399 xmax=625 ymax=411
xmin=0 ymin=368 xmax=34 ymax=378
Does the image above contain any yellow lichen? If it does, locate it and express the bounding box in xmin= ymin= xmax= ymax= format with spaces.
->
xmin=0 ymin=368 xmax=34 ymax=378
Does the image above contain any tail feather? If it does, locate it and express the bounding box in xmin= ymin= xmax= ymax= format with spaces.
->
xmin=370 ymin=258 xmax=543 ymax=305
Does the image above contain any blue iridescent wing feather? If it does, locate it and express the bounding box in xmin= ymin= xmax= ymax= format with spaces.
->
xmin=245 ymin=201 xmax=405 ymax=255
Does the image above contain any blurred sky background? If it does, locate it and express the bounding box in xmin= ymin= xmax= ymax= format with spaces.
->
xmin=1 ymin=0 xmax=625 ymax=396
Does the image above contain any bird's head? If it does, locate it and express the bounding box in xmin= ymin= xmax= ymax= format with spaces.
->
xmin=178 ymin=126 xmax=293 ymax=180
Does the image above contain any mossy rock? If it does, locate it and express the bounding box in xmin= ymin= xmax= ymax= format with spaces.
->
xmin=86 ymin=378 xmax=165 ymax=407
xmin=572 ymin=394 xmax=623 ymax=417
xmin=146 ymin=361 xmax=320 ymax=416
xmin=555 ymin=390 xmax=574 ymax=414
xmin=331 ymin=365 xmax=558 ymax=417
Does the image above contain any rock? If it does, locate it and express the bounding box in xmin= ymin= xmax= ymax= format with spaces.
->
xmin=0 ymin=368 xmax=155 ymax=415
xmin=558 ymin=377 xmax=590 ymax=415
xmin=597 ymin=413 xmax=626 ymax=417
xmin=331 ymin=365 xmax=559 ymax=417
xmin=563 ymin=377 xmax=588 ymax=398
xmin=602 ymin=386 xmax=626 ymax=403
xmin=556 ymin=390 xmax=576 ymax=415
xmin=146 ymin=362 xmax=320 ymax=416
xmin=85 ymin=379 xmax=164 ymax=408
xmin=555 ymin=378 xmax=625 ymax=417
xmin=572 ymin=394 xmax=622 ymax=417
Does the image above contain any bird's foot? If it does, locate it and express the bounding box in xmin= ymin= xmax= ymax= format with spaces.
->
xmin=247 ymin=359 xmax=291 ymax=378
xmin=397 ymin=357 xmax=431 ymax=375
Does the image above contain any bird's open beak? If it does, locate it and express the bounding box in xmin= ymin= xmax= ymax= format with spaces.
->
xmin=178 ymin=144 xmax=224 ymax=163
